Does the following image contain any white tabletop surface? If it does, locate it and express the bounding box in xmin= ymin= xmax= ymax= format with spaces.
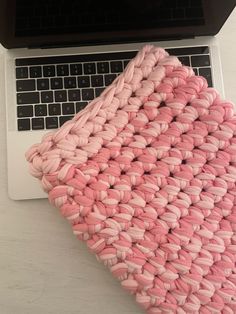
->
xmin=1 ymin=9 xmax=236 ymax=314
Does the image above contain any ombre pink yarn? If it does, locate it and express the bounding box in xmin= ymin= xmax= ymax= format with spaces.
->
xmin=26 ymin=46 xmax=236 ymax=313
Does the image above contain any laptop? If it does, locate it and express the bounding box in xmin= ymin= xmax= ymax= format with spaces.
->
xmin=0 ymin=0 xmax=235 ymax=200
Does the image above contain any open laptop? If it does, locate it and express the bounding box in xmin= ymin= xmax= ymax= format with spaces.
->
xmin=0 ymin=0 xmax=235 ymax=200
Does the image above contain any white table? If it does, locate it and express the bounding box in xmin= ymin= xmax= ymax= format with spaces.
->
xmin=1 ymin=9 xmax=236 ymax=314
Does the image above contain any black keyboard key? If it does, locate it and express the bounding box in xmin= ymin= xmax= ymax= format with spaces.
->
xmin=18 ymin=118 xmax=30 ymax=131
xmin=43 ymin=65 xmax=55 ymax=77
xmin=41 ymin=91 xmax=53 ymax=103
xmin=16 ymin=79 xmax=35 ymax=92
xmin=51 ymin=78 xmax=63 ymax=89
xmin=16 ymin=51 xmax=138 ymax=66
xmin=16 ymin=67 xmax=28 ymax=79
xmin=55 ymin=90 xmax=67 ymax=102
xmin=124 ymin=60 xmax=130 ymax=68
xmin=191 ymin=55 xmax=210 ymax=67
xmin=82 ymin=88 xmax=94 ymax=101
xmin=30 ymin=66 xmax=42 ymax=78
xmin=35 ymin=104 xmax=47 ymax=116
xmin=78 ymin=76 xmax=90 ymax=88
xmin=97 ymin=62 xmax=109 ymax=74
xmin=110 ymin=61 xmax=123 ymax=73
xmin=46 ymin=117 xmax=58 ymax=129
xmin=70 ymin=64 xmax=82 ymax=75
xmin=37 ymin=79 xmax=49 ymax=90
xmin=49 ymin=103 xmax=61 ymax=116
xmin=60 ymin=115 xmax=73 ymax=126
xmin=105 ymin=74 xmax=116 ymax=86
xmin=199 ymin=67 xmax=213 ymax=87
xmin=193 ymin=68 xmax=198 ymax=75
xmin=64 ymin=77 xmax=77 ymax=89
xmin=76 ymin=102 xmax=88 ymax=112
xmin=84 ymin=63 xmax=96 ymax=75
xmin=62 ymin=102 xmax=75 ymax=115
xmin=91 ymin=75 xmax=104 ymax=87
xmin=32 ymin=118 xmax=45 ymax=130
xmin=68 ymin=89 xmax=81 ymax=101
xmin=178 ymin=56 xmax=190 ymax=66
xmin=17 ymin=92 xmax=39 ymax=105
xmin=56 ymin=64 xmax=69 ymax=76
xmin=95 ymin=88 xmax=105 ymax=97
xmin=17 ymin=105 xmax=33 ymax=118
xmin=166 ymin=46 xmax=209 ymax=56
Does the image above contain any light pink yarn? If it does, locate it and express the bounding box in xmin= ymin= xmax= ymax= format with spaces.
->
xmin=26 ymin=46 xmax=236 ymax=313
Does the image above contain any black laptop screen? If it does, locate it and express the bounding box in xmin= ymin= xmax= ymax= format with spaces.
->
xmin=14 ymin=0 xmax=205 ymax=37
xmin=0 ymin=0 xmax=236 ymax=48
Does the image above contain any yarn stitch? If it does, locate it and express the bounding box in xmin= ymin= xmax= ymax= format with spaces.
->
xmin=26 ymin=46 xmax=236 ymax=313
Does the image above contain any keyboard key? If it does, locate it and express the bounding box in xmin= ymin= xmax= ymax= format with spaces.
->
xmin=191 ymin=55 xmax=210 ymax=67
xmin=178 ymin=56 xmax=190 ymax=66
xmin=51 ymin=78 xmax=63 ymax=89
xmin=124 ymin=60 xmax=130 ymax=68
xmin=32 ymin=118 xmax=45 ymax=130
xmin=105 ymin=74 xmax=116 ymax=86
xmin=16 ymin=67 xmax=28 ymax=79
xmin=17 ymin=105 xmax=33 ymax=118
xmin=76 ymin=102 xmax=88 ymax=112
xmin=82 ymin=88 xmax=94 ymax=101
xmin=110 ymin=61 xmax=123 ymax=73
xmin=64 ymin=77 xmax=77 ymax=89
xmin=49 ymin=103 xmax=61 ymax=116
xmin=30 ymin=66 xmax=42 ymax=78
xmin=166 ymin=46 xmax=209 ymax=56
xmin=68 ymin=89 xmax=81 ymax=101
xmin=15 ymin=51 xmax=138 ymax=66
xmin=56 ymin=64 xmax=69 ymax=76
xmin=46 ymin=117 xmax=58 ymax=129
xmin=37 ymin=79 xmax=49 ymax=90
xmin=41 ymin=91 xmax=53 ymax=103
xmin=55 ymin=90 xmax=67 ymax=102
xmin=43 ymin=65 xmax=55 ymax=77
xmin=193 ymin=68 xmax=198 ymax=75
xmin=17 ymin=92 xmax=40 ymax=105
xmin=35 ymin=104 xmax=47 ymax=116
xmin=70 ymin=64 xmax=82 ymax=75
xmin=95 ymin=88 xmax=105 ymax=97
xmin=62 ymin=102 xmax=75 ymax=115
xmin=199 ymin=67 xmax=213 ymax=87
xmin=78 ymin=76 xmax=90 ymax=88
xmin=16 ymin=79 xmax=35 ymax=92
xmin=60 ymin=115 xmax=73 ymax=126
xmin=91 ymin=75 xmax=104 ymax=87
xmin=18 ymin=118 xmax=30 ymax=131
xmin=97 ymin=62 xmax=109 ymax=74
xmin=84 ymin=63 xmax=96 ymax=75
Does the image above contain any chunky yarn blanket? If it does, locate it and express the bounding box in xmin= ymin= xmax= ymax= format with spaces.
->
xmin=26 ymin=46 xmax=236 ymax=313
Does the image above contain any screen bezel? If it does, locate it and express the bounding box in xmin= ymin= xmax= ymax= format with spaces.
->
xmin=1 ymin=0 xmax=236 ymax=49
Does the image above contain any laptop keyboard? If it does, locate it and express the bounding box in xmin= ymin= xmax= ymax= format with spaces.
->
xmin=15 ymin=46 xmax=212 ymax=131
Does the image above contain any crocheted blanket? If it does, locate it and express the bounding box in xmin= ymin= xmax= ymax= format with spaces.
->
xmin=26 ymin=46 xmax=236 ymax=314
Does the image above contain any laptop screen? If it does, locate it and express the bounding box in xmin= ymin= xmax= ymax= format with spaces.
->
xmin=0 ymin=0 xmax=236 ymax=48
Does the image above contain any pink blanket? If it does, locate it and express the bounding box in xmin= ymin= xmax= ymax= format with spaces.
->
xmin=26 ymin=46 xmax=236 ymax=313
